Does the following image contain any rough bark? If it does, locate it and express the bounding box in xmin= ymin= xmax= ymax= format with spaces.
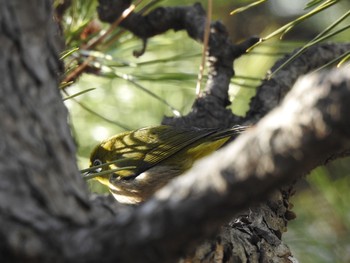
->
xmin=245 ymin=43 xmax=350 ymax=123
xmin=0 ymin=1 xmax=91 ymax=261
xmin=0 ymin=0 xmax=349 ymax=263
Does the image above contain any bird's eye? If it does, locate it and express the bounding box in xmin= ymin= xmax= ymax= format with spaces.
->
xmin=93 ymin=159 xmax=102 ymax=166
xmin=92 ymin=159 xmax=103 ymax=172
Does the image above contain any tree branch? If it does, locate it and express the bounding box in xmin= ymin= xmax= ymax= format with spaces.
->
xmin=69 ymin=68 xmax=350 ymax=263
xmin=245 ymin=43 xmax=350 ymax=123
xmin=97 ymin=0 xmax=259 ymax=128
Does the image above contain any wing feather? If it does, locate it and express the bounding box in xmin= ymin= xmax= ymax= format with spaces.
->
xmin=94 ymin=125 xmax=244 ymax=178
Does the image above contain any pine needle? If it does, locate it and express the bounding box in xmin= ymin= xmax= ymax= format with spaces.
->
xmin=230 ymin=0 xmax=267 ymax=16
xmin=196 ymin=0 xmax=212 ymax=96
xmin=82 ymin=167 xmax=136 ymax=180
xmin=62 ymin=88 xmax=95 ymax=101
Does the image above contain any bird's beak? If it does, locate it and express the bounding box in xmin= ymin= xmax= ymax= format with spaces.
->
xmin=81 ymin=166 xmax=103 ymax=181
xmin=81 ymin=167 xmax=136 ymax=181
xmin=82 ymin=170 xmax=98 ymax=181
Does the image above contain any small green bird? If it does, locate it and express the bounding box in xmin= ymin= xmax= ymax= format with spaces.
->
xmin=85 ymin=125 xmax=244 ymax=204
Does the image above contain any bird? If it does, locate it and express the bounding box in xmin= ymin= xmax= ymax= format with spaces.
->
xmin=84 ymin=125 xmax=245 ymax=204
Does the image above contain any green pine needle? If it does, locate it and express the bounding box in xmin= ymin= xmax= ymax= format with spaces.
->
xmin=230 ymin=0 xmax=267 ymax=15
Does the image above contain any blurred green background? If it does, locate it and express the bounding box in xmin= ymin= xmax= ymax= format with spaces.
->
xmin=59 ymin=0 xmax=350 ymax=262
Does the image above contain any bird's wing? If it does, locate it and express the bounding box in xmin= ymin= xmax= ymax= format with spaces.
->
xmin=103 ymin=125 xmax=244 ymax=179
xmin=106 ymin=126 xmax=215 ymax=178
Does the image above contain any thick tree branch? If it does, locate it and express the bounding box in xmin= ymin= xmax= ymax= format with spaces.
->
xmin=68 ymin=68 xmax=350 ymax=263
xmin=245 ymin=43 xmax=350 ymax=123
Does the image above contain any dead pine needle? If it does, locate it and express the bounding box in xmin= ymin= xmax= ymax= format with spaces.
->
xmin=196 ymin=0 xmax=212 ymax=96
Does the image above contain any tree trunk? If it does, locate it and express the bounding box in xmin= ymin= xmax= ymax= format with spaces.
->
xmin=0 ymin=1 xmax=90 ymax=261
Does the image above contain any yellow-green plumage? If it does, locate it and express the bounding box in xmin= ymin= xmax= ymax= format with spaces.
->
xmin=88 ymin=125 xmax=244 ymax=204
